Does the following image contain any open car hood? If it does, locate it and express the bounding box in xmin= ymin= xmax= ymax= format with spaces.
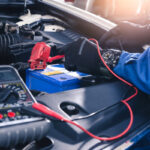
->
xmin=0 ymin=0 xmax=35 ymax=5
xmin=0 ymin=0 xmax=149 ymax=149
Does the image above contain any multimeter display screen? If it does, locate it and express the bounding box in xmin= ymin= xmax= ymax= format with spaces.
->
xmin=0 ymin=70 xmax=19 ymax=82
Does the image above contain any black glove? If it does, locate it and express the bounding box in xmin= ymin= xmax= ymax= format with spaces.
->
xmin=99 ymin=21 xmax=150 ymax=53
xmin=58 ymin=37 xmax=122 ymax=78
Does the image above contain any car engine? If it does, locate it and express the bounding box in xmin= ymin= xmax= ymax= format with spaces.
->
xmin=0 ymin=8 xmax=82 ymax=70
xmin=0 ymin=1 xmax=150 ymax=150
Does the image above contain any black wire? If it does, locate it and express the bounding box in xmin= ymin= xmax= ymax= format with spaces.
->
xmin=71 ymin=87 xmax=132 ymax=121
xmin=11 ymin=62 xmax=29 ymax=71
xmin=71 ymin=103 xmax=119 ymax=121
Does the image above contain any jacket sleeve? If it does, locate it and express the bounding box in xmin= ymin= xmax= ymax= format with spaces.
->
xmin=113 ymin=47 xmax=150 ymax=94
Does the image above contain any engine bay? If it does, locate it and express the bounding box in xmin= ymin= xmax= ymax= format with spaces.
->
xmin=0 ymin=1 xmax=150 ymax=150
xmin=0 ymin=8 xmax=81 ymax=66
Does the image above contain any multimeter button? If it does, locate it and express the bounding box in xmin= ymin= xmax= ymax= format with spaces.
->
xmin=4 ymin=118 xmax=9 ymax=122
xmin=16 ymin=116 xmax=21 ymax=119
xmin=8 ymin=112 xmax=15 ymax=118
xmin=23 ymin=116 xmax=29 ymax=119
xmin=0 ymin=114 xmax=3 ymax=119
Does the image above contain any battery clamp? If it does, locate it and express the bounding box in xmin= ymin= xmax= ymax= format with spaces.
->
xmin=28 ymin=42 xmax=64 ymax=70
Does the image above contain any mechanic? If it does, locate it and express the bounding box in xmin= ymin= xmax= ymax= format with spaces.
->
xmin=58 ymin=22 xmax=150 ymax=95
xmin=100 ymin=21 xmax=150 ymax=52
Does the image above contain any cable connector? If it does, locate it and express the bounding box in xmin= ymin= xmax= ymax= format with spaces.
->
xmin=32 ymin=103 xmax=65 ymax=121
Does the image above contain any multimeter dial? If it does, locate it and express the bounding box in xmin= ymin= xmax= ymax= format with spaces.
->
xmin=0 ymin=66 xmax=35 ymax=109
xmin=6 ymin=84 xmax=27 ymax=101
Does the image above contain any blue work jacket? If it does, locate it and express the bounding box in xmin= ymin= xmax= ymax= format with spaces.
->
xmin=114 ymin=48 xmax=150 ymax=95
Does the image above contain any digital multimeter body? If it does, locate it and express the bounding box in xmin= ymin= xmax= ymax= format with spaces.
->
xmin=0 ymin=66 xmax=50 ymax=148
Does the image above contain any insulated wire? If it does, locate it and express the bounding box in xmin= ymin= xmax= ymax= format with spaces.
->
xmin=66 ymin=39 xmax=138 ymax=141
xmin=72 ymin=103 xmax=117 ymax=121
xmin=72 ymin=86 xmax=133 ymax=121
xmin=32 ymin=38 xmax=138 ymax=141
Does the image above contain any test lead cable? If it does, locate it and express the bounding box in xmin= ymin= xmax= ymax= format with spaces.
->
xmin=32 ymin=38 xmax=138 ymax=141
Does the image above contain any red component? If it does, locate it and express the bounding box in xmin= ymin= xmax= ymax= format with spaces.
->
xmin=8 ymin=112 xmax=15 ymax=118
xmin=0 ymin=114 xmax=3 ymax=119
xmin=32 ymin=39 xmax=138 ymax=142
xmin=28 ymin=42 xmax=65 ymax=70
xmin=47 ymin=55 xmax=65 ymax=63
xmin=28 ymin=42 xmax=51 ymax=70
xmin=32 ymin=103 xmax=64 ymax=121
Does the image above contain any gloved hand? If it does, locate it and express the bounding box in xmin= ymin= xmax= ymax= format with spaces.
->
xmin=99 ymin=21 xmax=150 ymax=52
xmin=57 ymin=37 xmax=122 ymax=78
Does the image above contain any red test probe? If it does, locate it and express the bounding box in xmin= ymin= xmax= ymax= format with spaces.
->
xmin=32 ymin=39 xmax=138 ymax=141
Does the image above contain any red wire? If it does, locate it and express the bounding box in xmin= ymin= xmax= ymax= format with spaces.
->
xmin=64 ymin=100 xmax=133 ymax=141
xmin=47 ymin=55 xmax=65 ymax=63
xmin=63 ymin=38 xmax=138 ymax=141
xmin=33 ymin=38 xmax=138 ymax=141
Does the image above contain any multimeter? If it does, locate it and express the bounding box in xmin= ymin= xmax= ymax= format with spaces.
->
xmin=0 ymin=65 xmax=50 ymax=148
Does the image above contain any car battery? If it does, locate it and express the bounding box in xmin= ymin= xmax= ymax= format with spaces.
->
xmin=26 ymin=64 xmax=89 ymax=93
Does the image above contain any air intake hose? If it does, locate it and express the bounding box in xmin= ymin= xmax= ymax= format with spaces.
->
xmin=0 ymin=33 xmax=21 ymax=63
